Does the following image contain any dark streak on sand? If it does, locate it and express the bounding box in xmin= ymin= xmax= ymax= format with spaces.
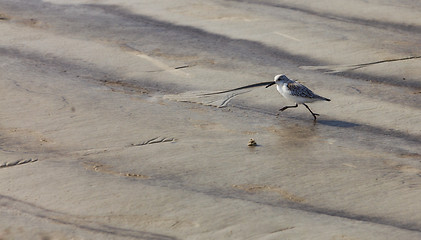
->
xmin=138 ymin=173 xmax=421 ymax=233
xmin=2 ymin=0 xmax=421 ymax=91
xmin=2 ymin=45 xmax=421 ymax=154
xmin=82 ymin=4 xmax=323 ymax=68
xmin=0 ymin=194 xmax=178 ymax=240
xmin=229 ymin=0 xmax=421 ymax=34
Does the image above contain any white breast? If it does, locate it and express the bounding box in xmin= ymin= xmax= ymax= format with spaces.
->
xmin=277 ymin=84 xmax=316 ymax=104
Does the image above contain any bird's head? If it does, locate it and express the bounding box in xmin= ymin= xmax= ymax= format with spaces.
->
xmin=265 ymin=74 xmax=289 ymax=88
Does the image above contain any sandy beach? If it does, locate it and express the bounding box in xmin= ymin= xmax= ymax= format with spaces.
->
xmin=1 ymin=0 xmax=421 ymax=239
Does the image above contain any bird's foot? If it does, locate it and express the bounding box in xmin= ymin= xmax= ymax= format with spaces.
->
xmin=279 ymin=104 xmax=298 ymax=112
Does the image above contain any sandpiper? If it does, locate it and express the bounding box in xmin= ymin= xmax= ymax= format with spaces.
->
xmin=265 ymin=74 xmax=330 ymax=120
xmin=202 ymin=74 xmax=330 ymax=120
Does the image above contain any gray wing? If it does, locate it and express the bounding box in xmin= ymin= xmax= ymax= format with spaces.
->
xmin=287 ymin=82 xmax=330 ymax=101
xmin=287 ymin=82 xmax=316 ymax=98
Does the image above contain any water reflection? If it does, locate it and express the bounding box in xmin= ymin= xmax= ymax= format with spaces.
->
xmin=268 ymin=120 xmax=319 ymax=153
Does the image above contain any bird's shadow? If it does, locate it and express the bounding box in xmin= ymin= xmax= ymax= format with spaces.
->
xmin=316 ymin=119 xmax=360 ymax=128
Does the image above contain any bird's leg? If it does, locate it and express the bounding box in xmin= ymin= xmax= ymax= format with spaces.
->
xmin=302 ymin=103 xmax=319 ymax=120
xmin=279 ymin=103 xmax=298 ymax=112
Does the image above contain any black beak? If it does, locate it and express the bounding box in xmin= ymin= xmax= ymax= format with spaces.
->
xmin=265 ymin=82 xmax=276 ymax=88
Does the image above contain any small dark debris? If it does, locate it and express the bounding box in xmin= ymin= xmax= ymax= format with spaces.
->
xmin=174 ymin=65 xmax=189 ymax=69
xmin=248 ymin=138 xmax=257 ymax=147
xmin=0 ymin=15 xmax=10 ymax=21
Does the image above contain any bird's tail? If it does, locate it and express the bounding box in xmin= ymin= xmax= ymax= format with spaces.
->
xmin=317 ymin=95 xmax=331 ymax=101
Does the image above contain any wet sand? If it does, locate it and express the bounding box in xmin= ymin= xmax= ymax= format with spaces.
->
xmin=1 ymin=0 xmax=421 ymax=239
